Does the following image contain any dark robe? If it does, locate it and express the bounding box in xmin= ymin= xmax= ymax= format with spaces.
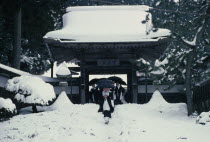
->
xmin=114 ymin=85 xmax=125 ymax=105
xmin=98 ymin=94 xmax=114 ymax=114
xmin=89 ymin=87 xmax=99 ymax=104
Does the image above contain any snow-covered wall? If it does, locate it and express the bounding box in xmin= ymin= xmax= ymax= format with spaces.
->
xmin=138 ymin=85 xmax=184 ymax=93
xmin=54 ymin=86 xmax=79 ymax=95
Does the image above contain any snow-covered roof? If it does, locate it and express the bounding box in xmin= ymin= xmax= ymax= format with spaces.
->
xmin=44 ymin=5 xmax=170 ymax=43
xmin=0 ymin=63 xmax=31 ymax=76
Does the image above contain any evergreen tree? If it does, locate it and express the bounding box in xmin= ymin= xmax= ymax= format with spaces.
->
xmin=148 ymin=0 xmax=210 ymax=115
xmin=0 ymin=0 xmax=68 ymax=74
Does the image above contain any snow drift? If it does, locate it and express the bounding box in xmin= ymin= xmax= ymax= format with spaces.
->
xmin=146 ymin=90 xmax=188 ymax=116
xmin=196 ymin=111 xmax=210 ymax=125
xmin=49 ymin=91 xmax=73 ymax=111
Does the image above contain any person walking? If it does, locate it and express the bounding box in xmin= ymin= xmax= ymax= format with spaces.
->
xmin=98 ymin=88 xmax=114 ymax=124
xmin=113 ymin=82 xmax=126 ymax=105
xmin=89 ymin=84 xmax=99 ymax=104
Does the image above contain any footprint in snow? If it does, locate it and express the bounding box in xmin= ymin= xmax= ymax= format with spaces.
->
xmin=177 ymin=137 xmax=187 ymax=140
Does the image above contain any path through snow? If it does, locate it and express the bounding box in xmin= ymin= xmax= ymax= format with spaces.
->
xmin=0 ymin=103 xmax=210 ymax=142
xmin=1 ymin=91 xmax=210 ymax=142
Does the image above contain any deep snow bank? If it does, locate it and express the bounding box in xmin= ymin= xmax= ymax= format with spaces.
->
xmin=49 ymin=91 xmax=73 ymax=111
xmin=145 ymin=90 xmax=188 ymax=117
xmin=197 ymin=111 xmax=210 ymax=125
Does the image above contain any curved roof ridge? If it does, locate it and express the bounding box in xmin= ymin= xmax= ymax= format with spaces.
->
xmin=66 ymin=5 xmax=150 ymax=12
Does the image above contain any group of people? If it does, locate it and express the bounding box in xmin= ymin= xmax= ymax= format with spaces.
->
xmin=88 ymin=82 xmax=126 ymax=124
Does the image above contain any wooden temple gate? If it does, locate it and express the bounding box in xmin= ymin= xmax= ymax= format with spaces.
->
xmin=44 ymin=41 xmax=168 ymax=104
xmin=43 ymin=5 xmax=170 ymax=104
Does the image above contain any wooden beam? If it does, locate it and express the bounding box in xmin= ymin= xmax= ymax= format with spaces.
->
xmin=68 ymin=67 xmax=80 ymax=72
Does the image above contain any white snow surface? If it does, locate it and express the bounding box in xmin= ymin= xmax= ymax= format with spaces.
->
xmin=6 ymin=76 xmax=56 ymax=105
xmin=0 ymin=98 xmax=16 ymax=112
xmin=196 ymin=111 xmax=210 ymax=125
xmin=0 ymin=90 xmax=210 ymax=142
xmin=49 ymin=91 xmax=73 ymax=111
xmin=44 ymin=5 xmax=170 ymax=42
xmin=147 ymin=90 xmax=169 ymax=107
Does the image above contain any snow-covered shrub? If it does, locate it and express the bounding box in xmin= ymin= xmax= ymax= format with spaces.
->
xmin=6 ymin=75 xmax=56 ymax=113
xmin=196 ymin=111 xmax=210 ymax=125
xmin=0 ymin=98 xmax=17 ymax=121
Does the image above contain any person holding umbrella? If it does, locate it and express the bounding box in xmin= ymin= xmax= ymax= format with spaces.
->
xmin=114 ymin=82 xmax=126 ymax=105
xmin=89 ymin=79 xmax=100 ymax=104
xmin=108 ymin=76 xmax=127 ymax=105
xmin=97 ymin=79 xmax=114 ymax=124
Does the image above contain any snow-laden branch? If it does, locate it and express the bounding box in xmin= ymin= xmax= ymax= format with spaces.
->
xmin=150 ymin=67 xmax=165 ymax=75
xmin=181 ymin=25 xmax=203 ymax=47
xmin=137 ymin=58 xmax=150 ymax=66
xmin=154 ymin=58 xmax=168 ymax=67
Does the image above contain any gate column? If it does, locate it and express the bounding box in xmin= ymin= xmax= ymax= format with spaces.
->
xmin=132 ymin=67 xmax=138 ymax=103
xmin=80 ymin=61 xmax=86 ymax=104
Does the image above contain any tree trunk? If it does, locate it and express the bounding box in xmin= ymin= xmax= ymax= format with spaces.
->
xmin=32 ymin=105 xmax=38 ymax=113
xmin=12 ymin=6 xmax=21 ymax=69
xmin=185 ymin=49 xmax=195 ymax=116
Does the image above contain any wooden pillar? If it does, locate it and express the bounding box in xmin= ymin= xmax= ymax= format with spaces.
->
xmin=80 ymin=61 xmax=86 ymax=104
xmin=127 ymin=72 xmax=132 ymax=103
xmin=50 ymin=61 xmax=54 ymax=78
xmin=131 ymin=67 xmax=138 ymax=103
xmin=85 ymin=70 xmax=89 ymax=103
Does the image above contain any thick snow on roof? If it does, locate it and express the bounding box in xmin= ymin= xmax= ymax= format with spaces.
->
xmin=44 ymin=5 xmax=170 ymax=43
xmin=0 ymin=63 xmax=30 ymax=76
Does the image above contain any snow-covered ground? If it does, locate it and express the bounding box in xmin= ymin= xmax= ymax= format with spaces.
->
xmin=0 ymin=91 xmax=210 ymax=142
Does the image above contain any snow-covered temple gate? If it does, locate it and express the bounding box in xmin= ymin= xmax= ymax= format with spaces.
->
xmin=43 ymin=5 xmax=170 ymax=104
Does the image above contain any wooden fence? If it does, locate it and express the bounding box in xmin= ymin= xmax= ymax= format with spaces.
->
xmin=193 ymin=80 xmax=210 ymax=113
xmin=138 ymin=85 xmax=186 ymax=104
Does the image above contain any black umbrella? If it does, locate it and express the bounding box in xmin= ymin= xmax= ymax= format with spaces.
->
xmin=120 ymin=80 xmax=127 ymax=85
xmin=89 ymin=78 xmax=100 ymax=86
xmin=96 ymin=78 xmax=114 ymax=89
xmin=108 ymin=76 xmax=127 ymax=85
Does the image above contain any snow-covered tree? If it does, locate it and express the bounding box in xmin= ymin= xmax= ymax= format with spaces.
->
xmin=6 ymin=76 xmax=56 ymax=113
xmin=0 ymin=0 xmax=68 ymax=74
xmin=153 ymin=38 xmax=209 ymax=86
xmin=0 ymin=98 xmax=17 ymax=122
xmin=148 ymin=0 xmax=210 ymax=115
